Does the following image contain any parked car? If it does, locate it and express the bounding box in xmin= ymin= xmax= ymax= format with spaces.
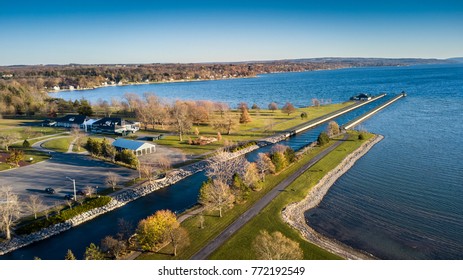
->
xmin=64 ymin=194 xmax=75 ymax=200
xmin=45 ymin=188 xmax=55 ymax=194
xmin=76 ymin=189 xmax=89 ymax=196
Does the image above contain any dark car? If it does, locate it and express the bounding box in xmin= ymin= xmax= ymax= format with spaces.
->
xmin=76 ymin=189 xmax=89 ymax=196
xmin=45 ymin=187 xmax=55 ymax=194
xmin=64 ymin=194 xmax=75 ymax=200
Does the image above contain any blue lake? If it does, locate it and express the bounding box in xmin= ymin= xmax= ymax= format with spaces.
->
xmin=9 ymin=63 xmax=463 ymax=259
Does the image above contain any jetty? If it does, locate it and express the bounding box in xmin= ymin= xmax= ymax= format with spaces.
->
xmin=284 ymin=93 xmax=387 ymax=137
xmin=343 ymin=92 xmax=406 ymax=130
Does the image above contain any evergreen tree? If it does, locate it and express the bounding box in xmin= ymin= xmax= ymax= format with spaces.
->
xmin=239 ymin=107 xmax=252 ymax=124
xmin=317 ymin=132 xmax=330 ymax=146
xmin=271 ymin=151 xmax=288 ymax=173
xmin=65 ymin=249 xmax=76 ymax=260
xmin=22 ymin=139 xmax=31 ymax=148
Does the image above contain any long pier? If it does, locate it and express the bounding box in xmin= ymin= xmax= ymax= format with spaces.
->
xmin=285 ymin=93 xmax=387 ymax=137
xmin=343 ymin=93 xmax=406 ymax=130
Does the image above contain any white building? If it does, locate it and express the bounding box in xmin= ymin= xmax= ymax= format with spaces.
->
xmin=112 ymin=138 xmax=156 ymax=156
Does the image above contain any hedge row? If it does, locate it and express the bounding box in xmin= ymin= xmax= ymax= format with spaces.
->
xmin=16 ymin=196 xmax=112 ymax=235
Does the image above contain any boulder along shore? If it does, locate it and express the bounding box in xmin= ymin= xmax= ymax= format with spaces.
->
xmin=282 ymin=134 xmax=384 ymax=260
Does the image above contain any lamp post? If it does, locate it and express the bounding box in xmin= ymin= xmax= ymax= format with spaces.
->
xmin=66 ymin=177 xmax=77 ymax=201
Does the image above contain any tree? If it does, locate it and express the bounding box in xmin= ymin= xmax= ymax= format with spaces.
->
xmin=138 ymin=163 xmax=155 ymax=181
xmin=283 ymin=147 xmax=296 ymax=163
xmin=212 ymin=111 xmax=237 ymax=135
xmin=77 ymin=99 xmax=93 ymax=116
xmin=199 ymin=179 xmax=235 ymax=218
xmin=300 ymin=112 xmax=308 ymax=119
xmin=71 ymin=127 xmax=84 ymax=152
xmin=326 ymin=121 xmax=340 ymax=137
xmin=84 ymin=243 xmax=105 ymax=260
xmin=118 ymin=149 xmax=139 ymax=167
xmin=105 ymin=172 xmax=119 ymax=191
xmin=271 ymin=151 xmax=288 ymax=173
xmin=206 ymin=150 xmax=248 ymax=184
xmin=268 ymin=102 xmax=278 ymax=111
xmin=156 ymin=156 xmax=172 ymax=173
xmin=169 ymin=227 xmax=190 ymax=256
xmin=251 ymin=104 xmax=260 ymax=110
xmin=252 ymin=230 xmax=303 ymax=260
xmin=281 ymin=102 xmax=296 ymax=115
xmin=312 ymin=98 xmax=320 ymax=107
xmin=231 ymin=174 xmax=250 ymax=203
xmin=0 ymin=186 xmax=21 ymax=240
xmin=256 ymin=153 xmax=275 ymax=181
xmin=169 ymin=101 xmax=192 ymax=142
xmin=239 ymin=107 xmax=252 ymax=124
xmin=65 ymin=249 xmax=76 ymax=260
xmin=237 ymin=102 xmax=248 ymax=111
xmin=243 ymin=162 xmax=260 ymax=191
xmin=0 ymin=132 xmax=20 ymax=152
xmin=317 ymin=131 xmax=330 ymax=146
xmin=27 ymin=195 xmax=43 ymax=220
xmin=22 ymin=139 xmax=31 ymax=148
xmin=136 ymin=209 xmax=179 ymax=252
xmin=105 ymin=145 xmax=117 ymax=162
xmin=101 ymin=235 xmax=126 ymax=259
xmin=6 ymin=149 xmax=24 ymax=167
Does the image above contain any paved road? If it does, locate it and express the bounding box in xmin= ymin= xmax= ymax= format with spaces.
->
xmin=0 ymin=138 xmax=137 ymax=211
xmin=190 ymin=134 xmax=349 ymax=260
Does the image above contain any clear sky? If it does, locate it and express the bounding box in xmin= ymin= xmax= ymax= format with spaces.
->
xmin=1 ymin=0 xmax=462 ymax=65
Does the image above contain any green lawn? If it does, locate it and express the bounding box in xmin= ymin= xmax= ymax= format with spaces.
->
xmin=150 ymin=102 xmax=353 ymax=157
xmin=137 ymin=131 xmax=372 ymax=260
xmin=0 ymin=118 xmax=66 ymax=140
xmin=41 ymin=136 xmax=74 ymax=153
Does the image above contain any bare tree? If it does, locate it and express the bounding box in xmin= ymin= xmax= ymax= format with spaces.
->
xmin=199 ymin=179 xmax=235 ymax=218
xmin=206 ymin=151 xmax=248 ymax=184
xmin=169 ymin=227 xmax=190 ymax=256
xmin=101 ymin=235 xmax=126 ymax=259
xmin=281 ymin=102 xmax=296 ymax=115
xmin=138 ymin=164 xmax=155 ymax=183
xmin=71 ymin=126 xmax=84 ymax=152
xmin=27 ymin=195 xmax=43 ymax=220
xmin=212 ymin=110 xmax=237 ymax=135
xmin=156 ymin=156 xmax=172 ymax=173
xmin=312 ymin=98 xmax=320 ymax=107
xmin=256 ymin=153 xmax=276 ymax=181
xmin=243 ymin=162 xmax=260 ymax=191
xmin=268 ymin=102 xmax=278 ymax=111
xmin=0 ymin=186 xmax=21 ymax=240
xmin=169 ymin=101 xmax=192 ymax=141
xmin=326 ymin=121 xmax=340 ymax=137
xmin=0 ymin=132 xmax=20 ymax=152
xmin=84 ymin=185 xmax=95 ymax=197
xmin=252 ymin=230 xmax=303 ymax=260
xmin=65 ymin=199 xmax=74 ymax=210
xmin=105 ymin=172 xmax=120 ymax=191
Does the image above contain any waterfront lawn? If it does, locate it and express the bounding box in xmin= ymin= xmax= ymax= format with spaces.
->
xmin=209 ymin=131 xmax=374 ymax=260
xmin=0 ymin=118 xmax=66 ymax=139
xmin=41 ymin=136 xmax=74 ymax=153
xmin=151 ymin=102 xmax=353 ymax=157
xmin=137 ymin=132 xmax=369 ymax=260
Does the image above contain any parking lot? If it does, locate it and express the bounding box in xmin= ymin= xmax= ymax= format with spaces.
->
xmin=0 ymin=151 xmax=137 ymax=213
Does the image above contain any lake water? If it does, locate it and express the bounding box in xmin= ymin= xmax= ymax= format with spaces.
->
xmin=11 ymin=64 xmax=463 ymax=259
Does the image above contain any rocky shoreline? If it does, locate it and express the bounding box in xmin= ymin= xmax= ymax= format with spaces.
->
xmin=282 ymin=134 xmax=384 ymax=260
xmin=0 ymin=145 xmax=259 ymax=256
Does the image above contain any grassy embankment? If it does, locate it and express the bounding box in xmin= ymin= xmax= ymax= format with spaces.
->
xmin=152 ymin=102 xmax=353 ymax=157
xmin=0 ymin=119 xmax=66 ymax=170
xmin=137 ymin=131 xmax=371 ymax=260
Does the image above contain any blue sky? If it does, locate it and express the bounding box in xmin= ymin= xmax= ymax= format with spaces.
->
xmin=1 ymin=0 xmax=462 ymax=65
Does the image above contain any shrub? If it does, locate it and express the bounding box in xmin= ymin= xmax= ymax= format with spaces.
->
xmin=22 ymin=139 xmax=31 ymax=148
xmin=317 ymin=132 xmax=330 ymax=146
xmin=300 ymin=112 xmax=308 ymax=119
xmin=358 ymin=133 xmax=365 ymax=140
xmin=271 ymin=151 xmax=288 ymax=173
xmin=16 ymin=196 xmax=112 ymax=235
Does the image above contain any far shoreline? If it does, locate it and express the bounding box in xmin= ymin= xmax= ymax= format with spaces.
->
xmin=282 ymin=134 xmax=384 ymax=260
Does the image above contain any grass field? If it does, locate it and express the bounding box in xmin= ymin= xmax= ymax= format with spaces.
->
xmin=151 ymin=102 xmax=353 ymax=156
xmin=41 ymin=136 xmax=74 ymax=153
xmin=137 ymin=131 xmax=371 ymax=260
xmin=0 ymin=118 xmax=66 ymax=140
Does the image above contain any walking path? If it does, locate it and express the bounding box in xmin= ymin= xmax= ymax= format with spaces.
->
xmin=190 ymin=134 xmax=349 ymax=260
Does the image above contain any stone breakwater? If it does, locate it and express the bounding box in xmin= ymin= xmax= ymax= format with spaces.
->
xmin=0 ymin=144 xmax=259 ymax=256
xmin=281 ymin=135 xmax=384 ymax=260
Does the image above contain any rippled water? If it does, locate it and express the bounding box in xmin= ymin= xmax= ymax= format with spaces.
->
xmin=306 ymin=64 xmax=463 ymax=259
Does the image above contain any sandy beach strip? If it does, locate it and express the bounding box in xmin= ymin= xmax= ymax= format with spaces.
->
xmin=282 ymin=134 xmax=384 ymax=260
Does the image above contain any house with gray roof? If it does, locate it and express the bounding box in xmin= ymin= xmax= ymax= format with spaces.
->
xmin=112 ymin=138 xmax=156 ymax=156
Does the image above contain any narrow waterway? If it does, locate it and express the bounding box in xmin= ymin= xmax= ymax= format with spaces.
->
xmin=1 ymin=96 xmax=390 ymax=260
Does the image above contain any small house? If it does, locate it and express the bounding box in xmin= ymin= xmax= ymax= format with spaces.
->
xmin=90 ymin=117 xmax=138 ymax=135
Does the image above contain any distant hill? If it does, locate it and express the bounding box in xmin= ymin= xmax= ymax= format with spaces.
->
xmin=448 ymin=57 xmax=463 ymax=63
